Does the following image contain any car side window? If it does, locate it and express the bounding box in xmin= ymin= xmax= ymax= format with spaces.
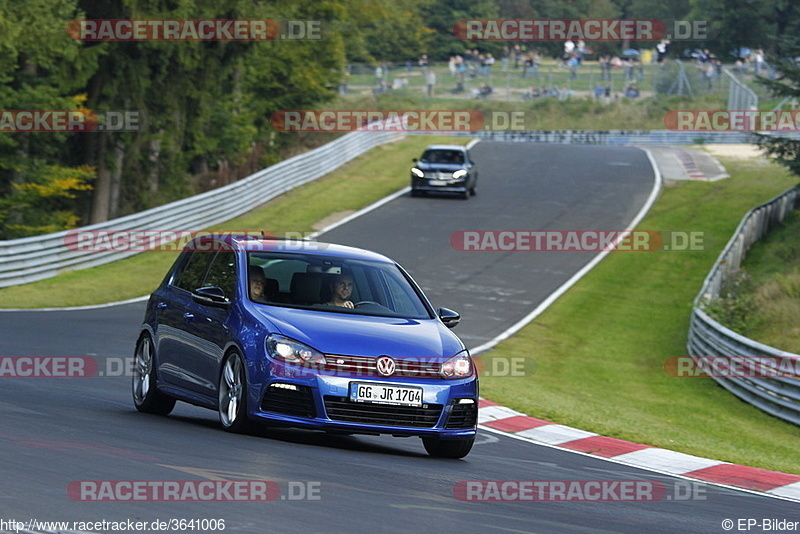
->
xmin=205 ymin=250 xmax=237 ymax=298
xmin=174 ymin=251 xmax=215 ymax=292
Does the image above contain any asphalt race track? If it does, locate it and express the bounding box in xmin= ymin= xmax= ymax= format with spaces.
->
xmin=1 ymin=143 xmax=797 ymax=533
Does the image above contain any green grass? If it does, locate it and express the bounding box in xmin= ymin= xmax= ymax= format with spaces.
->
xmin=479 ymin=159 xmax=800 ymax=475
xmin=332 ymin=91 xmax=726 ymax=131
xmin=734 ymin=210 xmax=800 ymax=353
xmin=0 ymin=135 xmax=460 ymax=308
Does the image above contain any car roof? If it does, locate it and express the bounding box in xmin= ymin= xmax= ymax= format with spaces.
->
xmin=187 ymin=234 xmax=395 ymax=263
xmin=423 ymin=144 xmax=467 ymax=151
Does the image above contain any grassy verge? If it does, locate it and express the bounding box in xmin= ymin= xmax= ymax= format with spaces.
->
xmin=479 ymin=157 xmax=800 ymax=474
xmin=0 ymin=135 xmax=459 ymax=308
xmin=334 ymin=92 xmax=726 ymax=131
xmin=733 ymin=210 xmax=800 ymax=353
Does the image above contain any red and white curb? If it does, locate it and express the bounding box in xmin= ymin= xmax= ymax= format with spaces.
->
xmin=478 ymin=399 xmax=800 ymax=502
xmin=675 ymin=148 xmax=708 ymax=180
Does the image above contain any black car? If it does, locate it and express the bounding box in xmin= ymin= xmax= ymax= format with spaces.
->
xmin=410 ymin=144 xmax=478 ymax=199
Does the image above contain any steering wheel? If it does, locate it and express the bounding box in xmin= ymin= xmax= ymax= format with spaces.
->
xmin=354 ymin=300 xmax=381 ymax=308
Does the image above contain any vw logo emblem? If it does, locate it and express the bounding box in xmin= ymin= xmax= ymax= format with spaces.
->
xmin=376 ymin=356 xmax=396 ymax=377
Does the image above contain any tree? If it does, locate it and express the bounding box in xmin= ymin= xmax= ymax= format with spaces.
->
xmin=755 ymin=37 xmax=800 ymax=176
xmin=0 ymin=0 xmax=100 ymax=238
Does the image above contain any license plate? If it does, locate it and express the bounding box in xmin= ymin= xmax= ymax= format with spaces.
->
xmin=349 ymin=382 xmax=423 ymax=407
xmin=428 ymin=180 xmax=448 ymax=186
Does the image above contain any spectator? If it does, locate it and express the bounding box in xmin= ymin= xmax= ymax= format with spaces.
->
xmin=425 ymin=69 xmax=436 ymax=97
xmin=568 ymin=55 xmax=579 ymax=80
xmin=419 ymin=53 xmax=429 ymax=74
xmin=599 ymin=55 xmax=611 ymax=81
xmin=576 ymin=40 xmax=586 ymax=63
xmin=472 ymin=83 xmax=493 ymax=99
xmin=754 ymin=48 xmax=765 ymax=76
xmin=483 ymin=53 xmax=495 ymax=77
xmin=623 ymin=57 xmax=634 ymax=82
xmin=594 ymin=85 xmax=605 ymax=101
xmin=656 ymin=39 xmax=670 ymax=63
xmin=563 ymin=40 xmax=575 ymax=63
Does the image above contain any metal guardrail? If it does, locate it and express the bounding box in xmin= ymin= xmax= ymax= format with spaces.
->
xmin=724 ymin=67 xmax=758 ymax=111
xmin=412 ymin=130 xmax=762 ymax=145
xmin=0 ymin=129 xmax=405 ymax=288
xmin=687 ymin=185 xmax=800 ymax=426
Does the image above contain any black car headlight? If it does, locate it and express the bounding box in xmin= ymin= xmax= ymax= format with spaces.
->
xmin=441 ymin=351 xmax=473 ymax=379
xmin=266 ymin=334 xmax=327 ymax=365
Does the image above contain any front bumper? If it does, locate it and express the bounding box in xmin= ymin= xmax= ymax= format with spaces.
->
xmin=248 ymin=362 xmax=478 ymax=438
xmin=411 ymin=177 xmax=468 ymax=193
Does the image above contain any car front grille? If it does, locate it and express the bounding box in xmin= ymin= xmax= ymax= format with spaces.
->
xmin=423 ymin=171 xmax=454 ymax=180
xmin=323 ymin=355 xmax=441 ymax=378
xmin=261 ymin=384 xmax=316 ymax=418
xmin=323 ymin=396 xmax=443 ymax=428
xmin=445 ymin=401 xmax=478 ymax=429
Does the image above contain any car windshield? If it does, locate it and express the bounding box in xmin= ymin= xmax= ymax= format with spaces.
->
xmin=247 ymin=252 xmax=433 ymax=319
xmin=420 ymin=149 xmax=464 ymax=165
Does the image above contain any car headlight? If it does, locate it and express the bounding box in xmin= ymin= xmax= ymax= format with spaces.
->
xmin=452 ymin=169 xmax=467 ymax=179
xmin=441 ymin=351 xmax=473 ymax=379
xmin=411 ymin=167 xmax=424 ymax=178
xmin=266 ymin=334 xmax=326 ymax=365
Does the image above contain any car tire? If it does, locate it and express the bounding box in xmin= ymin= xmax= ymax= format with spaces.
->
xmin=132 ymin=333 xmax=176 ymax=415
xmin=460 ymin=190 xmax=470 ymax=200
xmin=422 ymin=436 xmax=475 ymax=459
xmin=469 ymin=186 xmax=477 ymax=196
xmin=410 ymin=189 xmax=422 ymax=198
xmin=218 ymin=351 xmax=250 ymax=433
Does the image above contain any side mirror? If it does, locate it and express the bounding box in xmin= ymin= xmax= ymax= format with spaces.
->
xmin=437 ymin=307 xmax=460 ymax=328
xmin=412 ymin=158 xmax=418 ymax=163
xmin=192 ymin=286 xmax=230 ymax=308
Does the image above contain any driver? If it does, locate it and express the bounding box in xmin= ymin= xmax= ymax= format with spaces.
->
xmin=326 ymin=273 xmax=354 ymax=308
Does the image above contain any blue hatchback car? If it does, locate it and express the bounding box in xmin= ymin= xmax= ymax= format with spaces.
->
xmin=132 ymin=234 xmax=478 ymax=458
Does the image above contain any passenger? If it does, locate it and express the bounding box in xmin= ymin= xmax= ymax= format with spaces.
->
xmin=326 ymin=273 xmax=355 ymax=308
xmin=249 ymin=266 xmax=269 ymax=302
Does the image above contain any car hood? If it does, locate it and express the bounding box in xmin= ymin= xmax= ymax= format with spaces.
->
xmin=415 ymin=162 xmax=466 ymax=172
xmin=254 ymin=306 xmax=464 ymax=360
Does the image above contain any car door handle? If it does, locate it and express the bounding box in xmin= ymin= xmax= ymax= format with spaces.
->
xmin=183 ymin=312 xmax=195 ymax=321
xmin=156 ymin=302 xmax=168 ymax=309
